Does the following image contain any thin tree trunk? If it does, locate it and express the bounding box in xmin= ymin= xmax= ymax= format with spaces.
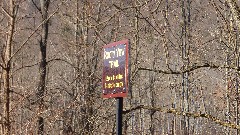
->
xmin=225 ymin=47 xmax=231 ymax=135
xmin=235 ymin=30 xmax=239 ymax=135
xmin=37 ymin=0 xmax=50 ymax=134
xmin=149 ymin=44 xmax=156 ymax=135
xmin=0 ymin=67 xmax=2 ymax=135
xmin=226 ymin=0 xmax=240 ymax=30
xmin=133 ymin=1 xmax=143 ymax=134
xmin=3 ymin=60 xmax=11 ymax=135
xmin=3 ymin=0 xmax=15 ymax=134
xmin=181 ymin=1 xmax=187 ymax=134
xmin=3 ymin=64 xmax=11 ymax=135
xmin=181 ymin=0 xmax=190 ymax=134
xmin=81 ymin=2 xmax=94 ymax=134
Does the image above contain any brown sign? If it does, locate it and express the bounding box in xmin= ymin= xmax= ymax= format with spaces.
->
xmin=102 ymin=40 xmax=129 ymax=98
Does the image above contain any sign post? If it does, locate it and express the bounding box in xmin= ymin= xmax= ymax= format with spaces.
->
xmin=116 ymin=97 xmax=123 ymax=135
xmin=102 ymin=39 xmax=129 ymax=135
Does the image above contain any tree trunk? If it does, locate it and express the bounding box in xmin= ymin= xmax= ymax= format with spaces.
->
xmin=226 ymin=0 xmax=240 ymax=30
xmin=37 ymin=0 xmax=50 ymax=134
xmin=181 ymin=0 xmax=191 ymax=134
xmin=2 ymin=0 xmax=15 ymax=134
xmin=0 ymin=67 xmax=2 ymax=135
xmin=235 ymin=30 xmax=239 ymax=135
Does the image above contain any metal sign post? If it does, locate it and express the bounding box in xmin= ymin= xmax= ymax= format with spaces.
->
xmin=102 ymin=39 xmax=129 ymax=135
xmin=116 ymin=97 xmax=123 ymax=135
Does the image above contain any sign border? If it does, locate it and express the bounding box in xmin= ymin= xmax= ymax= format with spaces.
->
xmin=102 ymin=39 xmax=129 ymax=98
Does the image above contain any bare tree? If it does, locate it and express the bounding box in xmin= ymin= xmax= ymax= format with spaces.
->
xmin=37 ymin=0 xmax=50 ymax=134
xmin=1 ymin=0 xmax=16 ymax=134
xmin=0 ymin=0 xmax=240 ymax=134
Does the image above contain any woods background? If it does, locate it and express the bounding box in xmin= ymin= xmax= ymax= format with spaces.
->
xmin=0 ymin=0 xmax=240 ymax=135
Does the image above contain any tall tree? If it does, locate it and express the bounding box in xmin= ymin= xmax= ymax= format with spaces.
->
xmin=37 ymin=0 xmax=50 ymax=134
xmin=1 ymin=0 xmax=16 ymax=134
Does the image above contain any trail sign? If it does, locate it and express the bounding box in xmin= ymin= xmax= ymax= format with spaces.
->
xmin=102 ymin=39 xmax=129 ymax=98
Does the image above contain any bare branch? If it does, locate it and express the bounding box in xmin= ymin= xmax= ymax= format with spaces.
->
xmin=210 ymin=0 xmax=230 ymax=30
xmin=1 ymin=7 xmax=12 ymax=18
xmin=31 ymin=0 xmax=42 ymax=13
xmin=12 ymin=62 xmax=40 ymax=74
xmin=9 ymin=1 xmax=67 ymax=62
xmin=113 ymin=3 xmax=163 ymax=36
xmin=46 ymin=58 xmax=75 ymax=68
xmin=113 ymin=3 xmax=177 ymax=47
xmin=139 ymin=62 xmax=238 ymax=74
xmin=0 ymin=63 xmax=5 ymax=69
xmin=113 ymin=1 xmax=151 ymax=11
xmin=12 ymin=58 xmax=75 ymax=74
xmin=123 ymin=105 xmax=240 ymax=129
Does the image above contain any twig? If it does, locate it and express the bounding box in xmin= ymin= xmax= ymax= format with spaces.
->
xmin=0 ymin=63 xmax=5 ymax=69
xmin=1 ymin=7 xmax=12 ymax=18
xmin=139 ymin=62 xmax=238 ymax=74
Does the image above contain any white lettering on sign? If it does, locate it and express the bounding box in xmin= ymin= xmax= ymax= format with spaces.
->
xmin=104 ymin=46 xmax=125 ymax=60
